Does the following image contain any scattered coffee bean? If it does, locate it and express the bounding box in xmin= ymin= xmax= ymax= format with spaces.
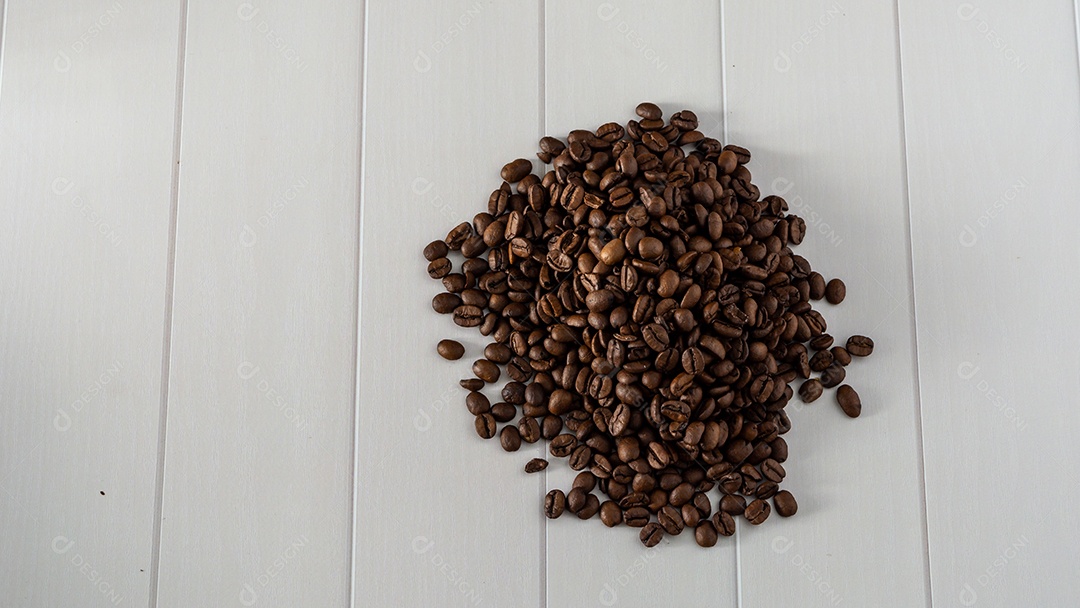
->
xmin=525 ymin=458 xmax=549 ymax=473
xmin=825 ymin=278 xmax=846 ymax=304
xmin=424 ymin=103 xmax=878 ymax=547
xmin=437 ymin=339 xmax=465 ymax=361
xmin=836 ymin=384 xmax=862 ymax=418
xmin=773 ymin=490 xmax=798 ymax=517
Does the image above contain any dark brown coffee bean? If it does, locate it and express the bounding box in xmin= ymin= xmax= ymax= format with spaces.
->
xmin=490 ymin=402 xmax=516 ymax=422
xmin=500 ymin=425 xmax=521 ymax=452
xmin=798 ymin=379 xmax=823 ymax=403
xmin=550 ymin=434 xmax=576 ymax=458
xmin=808 ymin=272 xmax=826 ymax=300
xmin=432 ymin=293 xmax=461 ymax=314
xmin=472 ymin=359 xmax=501 ymax=383
xmin=825 ymin=278 xmax=846 ymax=304
xmin=437 ymin=339 xmax=465 ymax=360
xmin=460 ymin=378 xmax=484 ymax=391
xmin=423 ymin=240 xmax=448 ymax=261
xmin=809 ymin=350 xmax=834 ymax=372
xmin=720 ymin=494 xmax=746 ymax=515
xmin=712 ymin=511 xmax=736 ymax=536
xmin=600 ymin=501 xmax=623 ymax=527
xmin=525 ymin=458 xmax=549 ymax=473
xmin=744 ymin=499 xmax=770 ymax=525
xmin=453 ymin=305 xmax=483 ymax=327
xmin=831 ymin=346 xmax=852 ymax=366
xmin=474 ymin=413 xmax=496 ymax=439
xmin=624 ymin=506 xmax=650 ymax=527
xmin=694 ymin=521 xmax=719 ymax=547
xmin=635 ymin=102 xmax=662 ymax=120
xmin=577 ymin=494 xmax=601 ymax=520
xmin=820 ymin=363 xmax=846 ymax=389
xmin=519 ymin=416 xmax=541 ymax=442
xmin=846 ymin=335 xmax=874 ymax=357
xmin=501 ymin=158 xmax=533 ymax=183
xmin=544 ymin=489 xmax=566 ymax=518
xmin=639 ymin=522 xmax=664 ymax=547
xmin=484 ymin=343 xmax=513 ymax=364
xmin=836 ymin=384 xmax=862 ymax=418
xmin=427 ymin=257 xmax=452 ymax=279
xmin=657 ymin=505 xmax=684 ymax=535
xmin=773 ymin=490 xmax=798 ymax=517
xmin=465 ymin=391 xmax=490 ymax=415
xmin=567 ymin=487 xmax=587 ymax=513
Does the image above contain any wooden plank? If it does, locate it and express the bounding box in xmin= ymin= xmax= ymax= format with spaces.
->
xmin=898 ymin=0 xmax=1080 ymax=605
xmin=155 ymin=1 xmax=362 ymax=605
xmin=725 ymin=1 xmax=930 ymax=606
xmin=543 ymin=2 xmax=739 ymax=607
xmin=0 ymin=1 xmax=181 ymax=605
xmin=354 ymin=1 xmax=544 ymax=606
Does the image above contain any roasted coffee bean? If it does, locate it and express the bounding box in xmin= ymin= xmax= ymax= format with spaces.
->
xmin=809 ymin=350 xmax=834 ymax=372
xmin=437 ymin=339 xmax=465 ymax=360
xmin=465 ymin=391 xmax=490 ymax=415
xmin=432 ymin=293 xmax=461 ymax=314
xmin=825 ymin=278 xmax=846 ymax=304
xmin=831 ymin=345 xmax=852 ymax=366
xmin=600 ymin=501 xmax=623 ymax=527
xmin=720 ymin=494 xmax=746 ymax=515
xmin=658 ymin=505 xmax=685 ymax=535
xmin=836 ymin=384 xmax=862 ymax=418
xmin=525 ymin=458 xmax=549 ymax=473
xmin=846 ymin=335 xmax=874 ymax=357
xmin=519 ymin=416 xmax=541 ymax=443
xmin=639 ymin=522 xmax=664 ymax=547
xmin=453 ymin=305 xmax=483 ymax=327
xmin=472 ymin=359 xmax=501 ymax=383
xmin=577 ymin=494 xmax=601 ymax=520
xmin=427 ymin=257 xmax=452 ymax=279
xmin=484 ymin=343 xmax=513 ymax=364
xmin=773 ymin=490 xmax=798 ymax=517
xmin=712 ymin=511 xmax=737 ymax=536
xmin=460 ymin=378 xmax=484 ymax=391
xmin=635 ymin=102 xmax=662 ymax=120
xmin=624 ymin=506 xmax=650 ymax=527
xmin=820 ymin=363 xmax=846 ymax=389
xmin=501 ymin=158 xmax=533 ymax=183
xmin=544 ymin=489 xmax=566 ymax=518
xmin=474 ymin=413 xmax=496 ymax=439
xmin=798 ymin=379 xmax=823 ymax=403
xmin=744 ymin=499 xmax=771 ymax=525
xmin=567 ymin=487 xmax=588 ymax=513
xmin=694 ymin=521 xmax=719 ymax=547
xmin=490 ymin=402 xmax=516 ymax=422
xmin=423 ymin=240 xmax=449 ymax=261
xmin=500 ymin=425 xmax=522 ymax=452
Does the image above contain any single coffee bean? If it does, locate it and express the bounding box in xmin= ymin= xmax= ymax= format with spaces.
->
xmin=525 ymin=458 xmax=549 ymax=473
xmin=658 ymin=505 xmax=685 ymax=535
xmin=500 ymin=425 xmax=522 ymax=452
xmin=639 ymin=522 xmax=664 ymax=547
xmin=808 ymin=272 xmax=826 ymax=300
xmin=820 ymin=363 xmax=846 ymax=388
xmin=472 ymin=359 xmax=501 ymax=383
xmin=773 ymin=490 xmax=798 ymax=517
xmin=427 ymin=257 xmax=452 ymax=279
xmin=490 ymin=402 xmax=516 ymax=422
xmin=474 ymin=413 xmax=496 ymax=439
xmin=809 ymin=350 xmax=834 ymax=372
xmin=600 ymin=501 xmax=623 ymax=527
xmin=465 ymin=391 xmax=490 ymax=415
xmin=453 ymin=305 xmax=484 ymax=327
xmin=501 ymin=158 xmax=533 ymax=183
xmin=567 ymin=487 xmax=587 ymax=513
xmin=624 ymin=506 xmax=650 ymax=527
xmin=825 ymin=278 xmax=846 ymax=304
xmin=573 ymin=471 xmax=597 ymax=493
xmin=544 ymin=489 xmax=566 ymax=518
xmin=744 ymin=499 xmax=771 ymax=525
xmin=437 ymin=339 xmax=465 ymax=361
xmin=836 ymin=384 xmax=862 ymax=418
xmin=798 ymin=379 xmax=823 ymax=403
xmin=432 ymin=293 xmax=461 ymax=314
xmin=577 ymin=494 xmax=601 ymax=520
xmin=484 ymin=343 xmax=513 ymax=364
xmin=695 ymin=521 xmax=719 ymax=547
xmin=720 ymin=494 xmax=746 ymax=515
xmin=459 ymin=378 xmax=484 ymax=391
xmin=712 ymin=511 xmax=737 ymax=536
xmin=846 ymin=335 xmax=874 ymax=357
xmin=519 ymin=416 xmax=541 ymax=442
xmin=635 ymin=101 xmax=662 ymax=120
xmin=423 ymin=240 xmax=449 ymax=261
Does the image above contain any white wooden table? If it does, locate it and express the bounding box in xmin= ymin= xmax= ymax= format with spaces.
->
xmin=1 ymin=1 xmax=1078 ymax=606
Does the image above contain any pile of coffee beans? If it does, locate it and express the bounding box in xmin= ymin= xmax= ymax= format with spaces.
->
xmin=423 ymin=103 xmax=875 ymax=547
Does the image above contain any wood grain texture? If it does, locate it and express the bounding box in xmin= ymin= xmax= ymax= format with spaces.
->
xmin=0 ymin=1 xmax=181 ymax=606
xmin=543 ymin=3 xmax=738 ymax=607
xmin=353 ymin=1 xmax=545 ymax=606
xmin=725 ymin=2 xmax=931 ymax=606
xmin=155 ymin=0 xmax=362 ymax=605
xmin=898 ymin=0 xmax=1080 ymax=605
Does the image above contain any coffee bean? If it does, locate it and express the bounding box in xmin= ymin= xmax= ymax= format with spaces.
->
xmin=712 ymin=511 xmax=736 ymax=536
xmin=809 ymin=350 xmax=834 ymax=372
xmin=836 ymin=384 xmax=862 ymax=418
xmin=744 ymin=499 xmax=771 ymax=525
xmin=567 ymin=487 xmax=587 ymax=513
xmin=808 ymin=272 xmax=826 ymax=300
xmin=846 ymin=335 xmax=874 ymax=357
xmin=820 ymin=363 xmax=846 ymax=389
xmin=437 ymin=339 xmax=465 ymax=361
xmin=720 ymin=494 xmax=746 ymax=515
xmin=491 ymin=402 xmax=516 ymax=422
xmin=825 ymin=278 xmax=846 ymax=304
xmin=694 ymin=521 xmax=719 ymax=547
xmin=484 ymin=343 xmax=513 ymax=364
xmin=427 ymin=257 xmax=452 ymax=279
xmin=460 ymin=378 xmax=484 ymax=391
xmin=658 ymin=505 xmax=685 ymax=535
xmin=798 ymin=379 xmax=823 ymax=403
xmin=525 ymin=458 xmax=549 ymax=473
xmin=465 ymin=391 xmax=490 ymax=415
xmin=474 ymin=414 xmax=496 ymax=439
xmin=501 ymin=158 xmax=533 ymax=183
xmin=423 ymin=240 xmax=448 ymax=261
xmin=500 ymin=425 xmax=522 ymax=451
xmin=432 ymin=293 xmax=461 ymax=314
xmin=453 ymin=305 xmax=483 ymax=327
xmin=773 ymin=490 xmax=798 ymax=517
xmin=635 ymin=102 xmax=662 ymax=120
xmin=639 ymin=522 xmax=664 ymax=547
xmin=831 ymin=345 xmax=852 ymax=366
xmin=519 ymin=416 xmax=541 ymax=442
xmin=472 ymin=359 xmax=501 ymax=383
xmin=577 ymin=494 xmax=601 ymax=519
xmin=544 ymin=489 xmax=566 ymax=518
xmin=600 ymin=501 xmax=623 ymax=527
xmin=624 ymin=506 xmax=650 ymax=527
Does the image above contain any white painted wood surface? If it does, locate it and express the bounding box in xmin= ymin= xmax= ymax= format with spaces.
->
xmin=1 ymin=1 xmax=1079 ymax=606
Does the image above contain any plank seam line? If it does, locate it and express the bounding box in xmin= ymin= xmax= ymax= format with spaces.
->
xmin=1073 ymin=0 xmax=1080 ymax=99
xmin=538 ymin=2 xmax=548 ymax=607
xmin=349 ymin=0 xmax=371 ymax=605
xmin=893 ymin=1 xmax=934 ymax=606
xmin=0 ymin=0 xmax=8 ymax=103
xmin=148 ymin=0 xmax=190 ymax=605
